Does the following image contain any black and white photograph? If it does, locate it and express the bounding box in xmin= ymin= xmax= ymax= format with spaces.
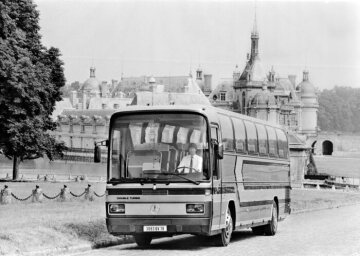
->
xmin=1 ymin=0 xmax=360 ymax=255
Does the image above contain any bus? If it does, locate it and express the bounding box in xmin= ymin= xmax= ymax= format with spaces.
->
xmin=95 ymin=104 xmax=291 ymax=247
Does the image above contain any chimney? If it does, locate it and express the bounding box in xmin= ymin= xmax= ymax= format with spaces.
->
xmin=82 ymin=93 xmax=87 ymax=110
xmin=204 ymin=74 xmax=212 ymax=93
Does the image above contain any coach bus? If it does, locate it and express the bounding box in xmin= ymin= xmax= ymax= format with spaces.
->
xmin=95 ymin=104 xmax=291 ymax=247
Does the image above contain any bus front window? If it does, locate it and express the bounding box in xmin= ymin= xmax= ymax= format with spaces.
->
xmin=110 ymin=113 xmax=209 ymax=183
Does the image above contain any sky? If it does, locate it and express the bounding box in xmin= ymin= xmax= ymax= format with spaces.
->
xmin=35 ymin=0 xmax=360 ymax=90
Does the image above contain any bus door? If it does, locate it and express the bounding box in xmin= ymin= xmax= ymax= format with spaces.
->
xmin=211 ymin=125 xmax=222 ymax=230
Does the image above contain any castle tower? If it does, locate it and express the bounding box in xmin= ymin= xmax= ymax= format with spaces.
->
xmin=296 ymin=70 xmax=319 ymax=136
xmin=233 ymin=8 xmax=267 ymax=114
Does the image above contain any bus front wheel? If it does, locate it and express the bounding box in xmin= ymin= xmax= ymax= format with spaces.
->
xmin=134 ymin=234 xmax=152 ymax=247
xmin=264 ymin=201 xmax=278 ymax=236
xmin=215 ymin=207 xmax=233 ymax=246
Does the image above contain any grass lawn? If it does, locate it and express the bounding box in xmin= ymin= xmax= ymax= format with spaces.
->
xmin=1 ymin=182 xmax=360 ymax=255
xmin=314 ymin=156 xmax=360 ymax=178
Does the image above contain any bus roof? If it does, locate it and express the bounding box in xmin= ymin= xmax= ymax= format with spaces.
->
xmin=111 ymin=104 xmax=286 ymax=130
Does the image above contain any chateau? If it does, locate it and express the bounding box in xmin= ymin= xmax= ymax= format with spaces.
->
xmin=210 ymin=17 xmax=318 ymax=143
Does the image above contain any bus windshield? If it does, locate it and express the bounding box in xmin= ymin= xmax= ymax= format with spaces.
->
xmin=109 ymin=113 xmax=210 ymax=183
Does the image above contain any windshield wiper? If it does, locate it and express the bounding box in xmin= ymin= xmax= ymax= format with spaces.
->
xmin=145 ymin=172 xmax=200 ymax=185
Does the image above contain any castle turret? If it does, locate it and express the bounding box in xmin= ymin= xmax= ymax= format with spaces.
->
xmin=296 ymin=70 xmax=319 ymax=136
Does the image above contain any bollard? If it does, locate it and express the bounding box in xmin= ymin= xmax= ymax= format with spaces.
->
xmin=60 ymin=185 xmax=70 ymax=201
xmin=32 ymin=185 xmax=43 ymax=203
xmin=84 ymin=184 xmax=94 ymax=201
xmin=5 ymin=173 xmax=10 ymax=180
xmin=332 ymin=185 xmax=336 ymax=191
xmin=68 ymin=173 xmax=72 ymax=181
xmin=44 ymin=174 xmax=49 ymax=182
xmin=345 ymin=185 xmax=350 ymax=192
xmin=0 ymin=185 xmax=11 ymax=204
xmin=37 ymin=174 xmax=41 ymax=180
xmin=316 ymin=184 xmax=320 ymax=190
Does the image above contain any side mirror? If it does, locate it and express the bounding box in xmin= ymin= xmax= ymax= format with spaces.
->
xmin=214 ymin=143 xmax=224 ymax=160
xmin=94 ymin=144 xmax=101 ymax=163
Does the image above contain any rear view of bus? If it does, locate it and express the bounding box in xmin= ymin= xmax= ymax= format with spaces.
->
xmin=105 ymin=109 xmax=213 ymax=247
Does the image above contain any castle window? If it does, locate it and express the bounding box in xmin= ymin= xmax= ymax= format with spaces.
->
xmin=220 ymin=92 xmax=226 ymax=101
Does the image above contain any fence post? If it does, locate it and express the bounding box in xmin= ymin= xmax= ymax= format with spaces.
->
xmin=0 ymin=185 xmax=11 ymax=204
xmin=32 ymin=185 xmax=43 ymax=202
xmin=60 ymin=185 xmax=70 ymax=201
xmin=84 ymin=184 xmax=94 ymax=201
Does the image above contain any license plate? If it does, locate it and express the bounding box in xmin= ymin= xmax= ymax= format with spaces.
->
xmin=143 ymin=225 xmax=167 ymax=232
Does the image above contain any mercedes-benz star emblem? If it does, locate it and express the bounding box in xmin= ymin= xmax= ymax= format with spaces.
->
xmin=150 ymin=204 xmax=160 ymax=215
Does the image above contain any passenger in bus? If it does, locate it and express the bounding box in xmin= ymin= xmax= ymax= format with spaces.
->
xmin=177 ymin=143 xmax=202 ymax=173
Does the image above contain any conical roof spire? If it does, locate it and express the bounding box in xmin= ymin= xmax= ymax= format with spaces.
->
xmin=251 ymin=2 xmax=258 ymax=37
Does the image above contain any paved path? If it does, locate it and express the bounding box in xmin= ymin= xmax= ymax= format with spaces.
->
xmin=70 ymin=204 xmax=360 ymax=256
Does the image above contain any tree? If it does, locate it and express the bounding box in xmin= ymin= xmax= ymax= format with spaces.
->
xmin=0 ymin=0 xmax=66 ymax=180
xmin=318 ymin=86 xmax=360 ymax=133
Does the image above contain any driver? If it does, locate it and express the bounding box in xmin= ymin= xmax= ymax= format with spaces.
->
xmin=177 ymin=143 xmax=202 ymax=173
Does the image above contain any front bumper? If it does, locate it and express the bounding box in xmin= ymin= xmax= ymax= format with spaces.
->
xmin=106 ymin=217 xmax=211 ymax=235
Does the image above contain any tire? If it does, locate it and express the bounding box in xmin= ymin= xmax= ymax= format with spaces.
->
xmin=264 ymin=201 xmax=278 ymax=236
xmin=134 ymin=234 xmax=152 ymax=247
xmin=215 ymin=207 xmax=233 ymax=246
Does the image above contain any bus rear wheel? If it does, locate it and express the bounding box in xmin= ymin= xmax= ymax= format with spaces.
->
xmin=215 ymin=207 xmax=233 ymax=246
xmin=264 ymin=201 xmax=278 ymax=236
xmin=134 ymin=234 xmax=152 ymax=247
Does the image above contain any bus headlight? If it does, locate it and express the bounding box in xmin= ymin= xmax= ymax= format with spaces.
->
xmin=186 ymin=204 xmax=204 ymax=213
xmin=109 ymin=204 xmax=125 ymax=214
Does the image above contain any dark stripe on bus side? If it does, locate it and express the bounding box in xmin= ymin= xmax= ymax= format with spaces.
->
xmin=240 ymin=198 xmax=291 ymax=207
xmin=242 ymin=185 xmax=291 ymax=190
xmin=212 ymin=186 xmax=236 ymax=194
xmin=242 ymin=160 xmax=290 ymax=166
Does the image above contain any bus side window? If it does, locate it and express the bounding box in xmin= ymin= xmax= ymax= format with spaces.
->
xmin=211 ymin=126 xmax=219 ymax=179
xmin=231 ymin=117 xmax=246 ymax=153
xmin=255 ymin=124 xmax=268 ymax=156
xmin=276 ymin=129 xmax=288 ymax=158
xmin=244 ymin=121 xmax=258 ymax=154
xmin=266 ymin=126 xmax=278 ymax=157
xmin=218 ymin=114 xmax=234 ymax=151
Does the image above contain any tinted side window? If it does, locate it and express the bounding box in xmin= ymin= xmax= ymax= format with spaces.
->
xmin=266 ymin=126 xmax=278 ymax=157
xmin=276 ymin=129 xmax=288 ymax=158
xmin=256 ymin=124 xmax=268 ymax=155
xmin=244 ymin=121 xmax=258 ymax=154
xmin=219 ymin=114 xmax=234 ymax=151
xmin=231 ymin=117 xmax=246 ymax=153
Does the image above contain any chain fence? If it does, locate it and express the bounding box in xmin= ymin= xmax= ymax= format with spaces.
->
xmin=1 ymin=172 xmax=105 ymax=183
xmin=0 ymin=184 xmax=106 ymax=204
